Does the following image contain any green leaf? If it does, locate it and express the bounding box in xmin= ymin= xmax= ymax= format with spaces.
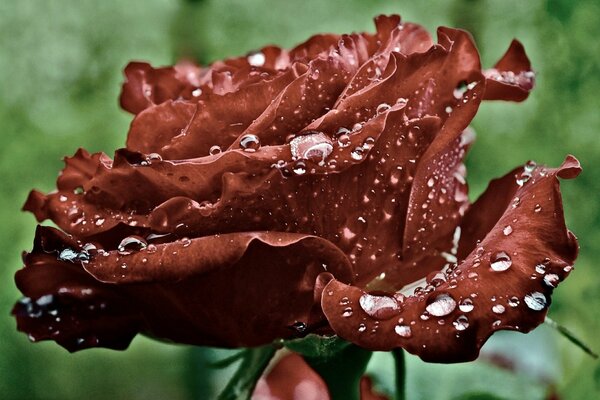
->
xmin=216 ymin=345 xmax=276 ymax=400
xmin=208 ymin=350 xmax=247 ymax=369
xmin=283 ymin=334 xmax=350 ymax=360
xmin=545 ymin=317 xmax=598 ymax=358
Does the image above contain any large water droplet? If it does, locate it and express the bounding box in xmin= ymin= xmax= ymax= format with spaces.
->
xmin=535 ymin=264 xmax=546 ymax=274
xmin=490 ymin=252 xmax=512 ymax=272
xmin=394 ymin=324 xmax=412 ymax=338
xmin=239 ymin=134 xmax=261 ymax=152
xmin=289 ymin=131 xmax=333 ymax=163
xmin=209 ymin=145 xmax=222 ymax=155
xmin=350 ymin=146 xmax=365 ymax=161
xmin=426 ymin=293 xmax=457 ymax=317
xmin=524 ymin=292 xmax=547 ymax=311
xmin=118 ymin=236 xmax=148 ymax=255
xmin=508 ymin=296 xmax=520 ymax=307
xmin=342 ymin=307 xmax=353 ymax=317
xmin=376 ymin=103 xmax=391 ymax=114
xmin=358 ymin=293 xmax=400 ymax=320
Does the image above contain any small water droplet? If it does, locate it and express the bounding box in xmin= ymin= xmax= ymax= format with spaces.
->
xmin=453 ymin=315 xmax=469 ymax=331
xmin=239 ymin=134 xmax=261 ymax=152
xmin=425 ymin=293 xmax=457 ymax=317
xmin=192 ymin=88 xmax=202 ymax=97
xmin=290 ymin=321 xmax=307 ymax=332
xmin=535 ymin=264 xmax=546 ymax=274
xmin=427 ymin=177 xmax=435 ymax=188
xmin=342 ymin=307 xmax=353 ymax=317
xmin=503 ymin=225 xmax=513 ymax=236
xmin=492 ymin=304 xmax=506 ymax=314
xmin=209 ymin=145 xmax=222 ymax=155
xmin=376 ymin=103 xmax=391 ymax=114
xmin=395 ymin=324 xmax=412 ymax=338
xmin=534 ymin=204 xmax=542 ymax=213
xmin=339 ymin=297 xmax=350 ymax=306
xmin=118 ymin=236 xmax=148 ymax=255
xmin=146 ymin=153 xmax=162 ymax=164
xmin=358 ymin=323 xmax=367 ymax=333
xmin=508 ymin=296 xmax=520 ymax=307
xmin=459 ymin=298 xmax=474 ymax=313
xmin=247 ymin=51 xmax=266 ymax=67
xmin=490 ymin=251 xmax=512 ymax=272
xmin=181 ymin=237 xmax=192 ymax=247
xmin=543 ymin=274 xmax=559 ymax=287
xmin=351 ymin=146 xmax=365 ymax=161
xmin=524 ymin=292 xmax=547 ymax=311
xmin=292 ymin=161 xmax=307 ymax=176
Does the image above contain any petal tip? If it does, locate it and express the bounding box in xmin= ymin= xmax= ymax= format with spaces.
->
xmin=558 ymin=155 xmax=582 ymax=179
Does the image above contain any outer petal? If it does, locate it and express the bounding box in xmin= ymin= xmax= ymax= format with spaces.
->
xmin=13 ymin=226 xmax=353 ymax=350
xmin=484 ymin=40 xmax=535 ymax=102
xmin=321 ymin=157 xmax=580 ymax=363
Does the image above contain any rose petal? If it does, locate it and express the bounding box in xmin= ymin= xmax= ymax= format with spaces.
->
xmin=14 ymin=226 xmax=353 ymax=349
xmin=321 ymin=157 xmax=579 ymax=362
xmin=484 ymin=40 xmax=535 ymax=102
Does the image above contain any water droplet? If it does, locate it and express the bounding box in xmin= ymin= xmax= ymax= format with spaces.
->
xmin=512 ymin=197 xmax=520 ymax=208
xmin=339 ymin=297 xmax=350 ymax=306
xmin=290 ymin=321 xmax=307 ymax=333
xmin=453 ymin=315 xmax=469 ymax=331
xmin=181 ymin=237 xmax=192 ymax=247
xmin=337 ymin=134 xmax=351 ymax=148
xmin=342 ymin=307 xmax=353 ymax=318
xmin=351 ymin=146 xmax=365 ymax=161
xmin=357 ymin=323 xmax=367 ymax=333
xmin=395 ymin=324 xmax=412 ymax=338
xmin=524 ymin=292 xmax=547 ymax=311
xmin=292 ymin=161 xmax=307 ymax=176
xmin=426 ymin=293 xmax=457 ymax=317
xmin=492 ymin=304 xmax=506 ymax=314
xmin=146 ymin=153 xmax=162 ymax=164
xmin=358 ymin=293 xmax=399 ymax=320
xmin=503 ymin=225 xmax=513 ymax=236
xmin=289 ymin=131 xmax=333 ymax=163
xmin=376 ymin=103 xmax=391 ymax=114
xmin=508 ymin=296 xmax=520 ymax=307
xmin=535 ymin=264 xmax=546 ymax=274
xmin=192 ymin=88 xmax=202 ymax=97
xmin=459 ymin=298 xmax=474 ymax=313
xmin=534 ymin=204 xmax=542 ymax=213
xmin=563 ymin=265 xmax=573 ymax=272
xmin=209 ymin=145 xmax=222 ymax=155
xmin=118 ymin=236 xmax=148 ymax=255
xmin=543 ymin=274 xmax=559 ymax=287
xmin=427 ymin=177 xmax=435 ymax=187
xmin=247 ymin=51 xmax=266 ymax=67
xmin=239 ymin=134 xmax=261 ymax=152
xmin=490 ymin=251 xmax=512 ymax=272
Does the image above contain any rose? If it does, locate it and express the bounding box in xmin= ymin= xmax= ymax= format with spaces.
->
xmin=13 ymin=15 xmax=579 ymax=364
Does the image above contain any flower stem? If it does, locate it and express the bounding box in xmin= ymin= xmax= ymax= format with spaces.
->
xmin=393 ymin=348 xmax=406 ymax=400
xmin=544 ymin=316 xmax=598 ymax=358
xmin=305 ymin=343 xmax=372 ymax=400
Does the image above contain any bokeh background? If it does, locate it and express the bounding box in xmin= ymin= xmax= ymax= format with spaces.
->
xmin=1 ymin=0 xmax=599 ymax=399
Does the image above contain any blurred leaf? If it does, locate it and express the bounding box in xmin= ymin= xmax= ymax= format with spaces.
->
xmin=216 ymin=345 xmax=275 ymax=400
xmin=544 ymin=317 xmax=598 ymax=359
xmin=451 ymin=393 xmax=508 ymax=400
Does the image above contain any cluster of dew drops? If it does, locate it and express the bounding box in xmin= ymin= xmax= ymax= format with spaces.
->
xmin=327 ymin=159 xmax=571 ymax=340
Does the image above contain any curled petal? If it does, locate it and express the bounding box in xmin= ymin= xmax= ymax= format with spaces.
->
xmin=484 ymin=40 xmax=535 ymax=102
xmin=321 ymin=157 xmax=580 ymax=362
xmin=14 ymin=227 xmax=353 ymax=349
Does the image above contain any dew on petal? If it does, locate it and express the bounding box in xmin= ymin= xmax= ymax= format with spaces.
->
xmin=453 ymin=315 xmax=469 ymax=331
xmin=395 ymin=324 xmax=412 ymax=338
xmin=458 ymin=298 xmax=474 ymax=313
xmin=490 ymin=251 xmax=512 ymax=272
xmin=358 ymin=293 xmax=400 ymax=320
xmin=425 ymin=293 xmax=457 ymax=317
xmin=239 ymin=134 xmax=261 ymax=152
xmin=524 ymin=292 xmax=547 ymax=311
xmin=118 ymin=236 xmax=148 ymax=255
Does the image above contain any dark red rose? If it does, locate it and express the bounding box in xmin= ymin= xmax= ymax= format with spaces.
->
xmin=14 ymin=15 xmax=579 ymax=363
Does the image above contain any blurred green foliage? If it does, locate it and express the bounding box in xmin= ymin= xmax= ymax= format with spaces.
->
xmin=1 ymin=0 xmax=598 ymax=399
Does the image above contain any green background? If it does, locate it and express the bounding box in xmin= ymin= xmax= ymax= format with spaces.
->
xmin=1 ymin=0 xmax=599 ymax=399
